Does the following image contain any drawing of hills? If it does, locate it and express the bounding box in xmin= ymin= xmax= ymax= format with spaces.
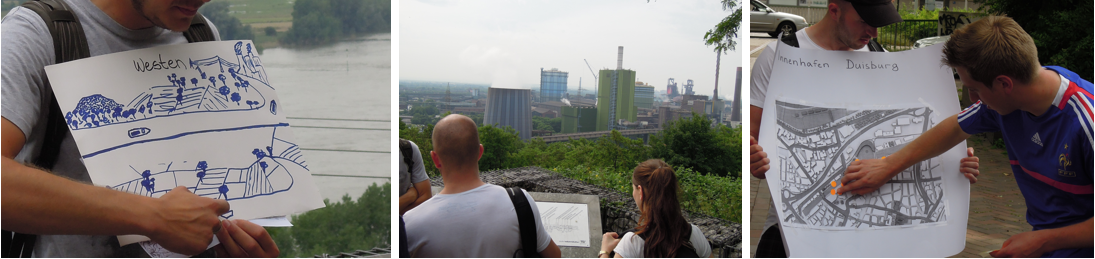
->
xmin=64 ymin=41 xmax=274 ymax=130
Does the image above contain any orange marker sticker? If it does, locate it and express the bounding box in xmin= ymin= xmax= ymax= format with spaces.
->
xmin=830 ymin=189 xmax=836 ymax=195
xmin=855 ymin=159 xmax=859 ymax=161
xmin=881 ymin=156 xmax=887 ymax=159
xmin=831 ymin=181 xmax=837 ymax=187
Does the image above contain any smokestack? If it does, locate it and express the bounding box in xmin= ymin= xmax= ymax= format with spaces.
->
xmin=617 ymin=46 xmax=623 ymax=70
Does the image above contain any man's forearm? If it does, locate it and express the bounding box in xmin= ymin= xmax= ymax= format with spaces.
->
xmin=886 ymin=114 xmax=971 ymax=176
xmin=1042 ymin=218 xmax=1094 ymax=252
xmin=411 ymin=180 xmax=432 ymax=208
xmin=398 ymin=187 xmax=417 ymax=213
xmin=1 ymin=157 xmax=156 ymax=235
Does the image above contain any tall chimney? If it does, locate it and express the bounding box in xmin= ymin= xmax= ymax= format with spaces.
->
xmin=617 ymin=46 xmax=624 ymax=70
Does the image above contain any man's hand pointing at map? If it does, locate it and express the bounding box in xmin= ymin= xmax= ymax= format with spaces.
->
xmin=839 ymin=157 xmax=902 ymax=195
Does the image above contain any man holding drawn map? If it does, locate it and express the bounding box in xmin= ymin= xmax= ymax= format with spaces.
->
xmin=840 ymin=16 xmax=1093 ymax=258
xmin=748 ymin=0 xmax=981 ymax=257
xmin=2 ymin=0 xmax=277 ymax=257
xmin=402 ymin=114 xmax=562 ymax=257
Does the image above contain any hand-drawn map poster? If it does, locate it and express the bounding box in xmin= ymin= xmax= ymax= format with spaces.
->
xmin=757 ymin=43 xmax=970 ymax=257
xmin=45 ymin=41 xmax=325 ymax=245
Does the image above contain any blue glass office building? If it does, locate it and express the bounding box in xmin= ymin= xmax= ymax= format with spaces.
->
xmin=539 ymin=68 xmax=568 ymax=102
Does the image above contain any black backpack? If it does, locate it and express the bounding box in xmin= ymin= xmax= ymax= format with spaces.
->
xmin=780 ymin=31 xmax=886 ymax=52
xmin=610 ymin=227 xmax=701 ymax=258
xmin=1 ymin=0 xmax=216 ymax=257
xmin=506 ymin=187 xmax=542 ymax=258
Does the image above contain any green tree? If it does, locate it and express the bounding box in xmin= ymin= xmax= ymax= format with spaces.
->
xmin=650 ymin=113 xmax=741 ymax=177
xmin=703 ymin=0 xmax=743 ymax=53
xmin=198 ymin=2 xmax=255 ymax=41
xmin=268 ymin=183 xmax=391 ymax=257
xmin=264 ymin=26 xmax=277 ymax=36
xmin=281 ymin=0 xmax=391 ymax=46
xmin=974 ymin=0 xmax=1093 ymax=81
xmin=398 ymin=121 xmax=437 ymax=176
xmin=477 ymin=124 xmax=523 ymax=171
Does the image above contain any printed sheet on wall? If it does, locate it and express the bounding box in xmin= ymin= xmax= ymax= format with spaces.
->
xmin=757 ymin=43 xmax=970 ymax=257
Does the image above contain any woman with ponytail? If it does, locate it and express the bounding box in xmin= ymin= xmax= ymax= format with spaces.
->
xmin=598 ymin=159 xmax=712 ymax=258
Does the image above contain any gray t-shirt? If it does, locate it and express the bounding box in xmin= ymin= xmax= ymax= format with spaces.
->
xmin=398 ymin=140 xmax=428 ymax=195
xmin=1 ymin=0 xmax=219 ymax=256
xmin=403 ymin=184 xmax=553 ymax=257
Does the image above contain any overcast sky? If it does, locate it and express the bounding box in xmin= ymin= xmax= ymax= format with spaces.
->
xmin=399 ymin=0 xmax=743 ymax=99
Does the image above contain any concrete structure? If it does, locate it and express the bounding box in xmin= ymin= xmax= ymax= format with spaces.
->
xmin=484 ymin=87 xmax=533 ymax=140
xmin=634 ymin=82 xmax=655 ymax=109
xmin=681 ymin=94 xmax=711 ymax=115
xmin=540 ymin=68 xmax=568 ymax=102
xmin=561 ymin=106 xmax=598 ymax=134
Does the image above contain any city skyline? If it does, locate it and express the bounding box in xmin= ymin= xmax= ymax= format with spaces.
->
xmin=400 ymin=0 xmax=743 ymax=99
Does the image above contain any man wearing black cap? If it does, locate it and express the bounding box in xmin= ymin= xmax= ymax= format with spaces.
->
xmin=748 ymin=0 xmax=980 ymax=257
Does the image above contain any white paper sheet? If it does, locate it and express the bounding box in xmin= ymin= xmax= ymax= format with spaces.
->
xmin=758 ymin=43 xmax=970 ymax=257
xmin=44 ymin=41 xmax=324 ymax=252
xmin=536 ymin=201 xmax=591 ymax=248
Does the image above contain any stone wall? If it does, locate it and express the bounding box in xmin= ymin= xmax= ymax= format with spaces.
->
xmin=431 ymin=167 xmax=743 ymax=257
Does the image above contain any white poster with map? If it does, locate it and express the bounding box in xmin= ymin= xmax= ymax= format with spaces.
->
xmin=537 ymin=201 xmax=591 ymax=247
xmin=44 ymin=41 xmax=325 ymax=250
xmin=758 ymin=43 xmax=970 ymax=257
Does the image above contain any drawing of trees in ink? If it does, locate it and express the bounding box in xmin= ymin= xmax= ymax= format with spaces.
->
xmin=63 ymin=41 xmax=273 ymax=130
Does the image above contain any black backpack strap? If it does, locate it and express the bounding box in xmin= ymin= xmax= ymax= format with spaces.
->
xmin=779 ymin=31 xmax=800 ymax=48
xmin=507 ymin=187 xmax=541 ymax=258
xmin=399 ymin=139 xmax=415 ymax=172
xmin=867 ymin=38 xmax=886 ymax=52
xmin=183 ymin=14 xmax=216 ymax=42
xmin=623 ymin=226 xmax=700 ymax=257
xmin=5 ymin=1 xmax=89 ymax=256
xmin=23 ymin=0 xmax=86 ymax=172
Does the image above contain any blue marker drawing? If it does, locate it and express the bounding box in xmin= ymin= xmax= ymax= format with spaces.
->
xmin=108 ymin=127 xmax=306 ymax=203
xmin=128 ymin=127 xmax=151 ymax=138
xmin=63 ymin=41 xmax=274 ymax=130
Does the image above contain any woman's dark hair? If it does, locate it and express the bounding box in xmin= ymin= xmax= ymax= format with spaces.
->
xmin=632 ymin=159 xmax=691 ymax=258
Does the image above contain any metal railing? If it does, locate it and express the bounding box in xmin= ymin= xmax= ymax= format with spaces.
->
xmin=877 ymin=19 xmax=938 ymax=52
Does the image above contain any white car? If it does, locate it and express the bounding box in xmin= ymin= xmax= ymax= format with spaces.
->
xmin=750 ymin=0 xmax=809 ymax=38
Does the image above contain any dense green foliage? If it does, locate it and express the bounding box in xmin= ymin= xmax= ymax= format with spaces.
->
xmin=281 ymin=0 xmax=391 ymax=46
xmin=269 ymin=183 xmax=391 ymax=257
xmin=974 ymin=0 xmax=1093 ymax=81
xmin=199 ymin=1 xmax=255 ymax=41
xmin=399 ymin=115 xmax=743 ymax=223
xmin=532 ymin=116 xmax=562 ymax=133
xmin=477 ymin=124 xmax=524 ymax=171
xmin=554 ymin=166 xmax=742 ymax=223
xmin=651 ymin=114 xmax=742 ymax=177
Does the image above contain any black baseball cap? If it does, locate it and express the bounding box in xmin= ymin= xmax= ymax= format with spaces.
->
xmin=845 ymin=0 xmax=903 ymax=28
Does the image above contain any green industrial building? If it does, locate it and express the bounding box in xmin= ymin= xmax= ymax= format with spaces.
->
xmin=561 ymin=106 xmax=598 ymax=133
xmin=596 ymin=69 xmax=636 ymax=131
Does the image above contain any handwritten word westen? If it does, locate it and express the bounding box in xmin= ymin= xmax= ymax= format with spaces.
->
xmin=133 ymin=54 xmax=186 ymax=72
xmin=846 ymin=59 xmax=899 ymax=71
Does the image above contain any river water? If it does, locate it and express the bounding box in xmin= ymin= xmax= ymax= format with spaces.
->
xmin=258 ymin=34 xmax=391 ymax=202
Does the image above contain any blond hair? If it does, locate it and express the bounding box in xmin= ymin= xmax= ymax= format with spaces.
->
xmin=942 ymin=16 xmax=1040 ymax=87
